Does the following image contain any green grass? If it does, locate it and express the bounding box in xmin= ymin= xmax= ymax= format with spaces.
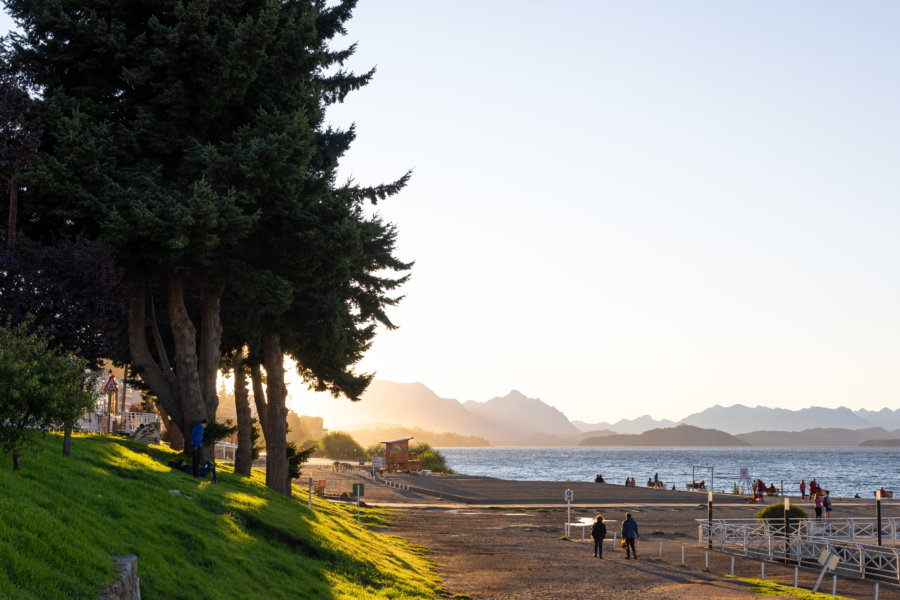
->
xmin=0 ymin=434 xmax=440 ymax=599
xmin=728 ymin=576 xmax=852 ymax=599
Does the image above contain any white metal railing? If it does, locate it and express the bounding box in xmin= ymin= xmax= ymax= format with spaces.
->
xmin=698 ymin=518 xmax=900 ymax=582
xmin=215 ymin=443 xmax=237 ymax=462
xmin=76 ymin=411 xmax=161 ymax=434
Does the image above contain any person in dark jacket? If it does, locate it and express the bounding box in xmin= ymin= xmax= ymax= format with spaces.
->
xmin=190 ymin=419 xmax=208 ymax=477
xmin=621 ymin=513 xmax=639 ymax=559
xmin=590 ymin=514 xmax=607 ymax=558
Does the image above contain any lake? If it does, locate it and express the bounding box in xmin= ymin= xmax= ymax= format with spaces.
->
xmin=436 ymin=446 xmax=900 ymax=499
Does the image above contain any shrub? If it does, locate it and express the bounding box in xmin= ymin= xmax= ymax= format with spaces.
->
xmin=318 ymin=432 xmax=364 ymax=460
xmin=411 ymin=443 xmax=453 ymax=474
xmin=756 ymin=503 xmax=808 ymax=521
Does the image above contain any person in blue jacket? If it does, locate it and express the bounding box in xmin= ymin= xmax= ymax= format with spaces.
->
xmin=621 ymin=512 xmax=639 ymax=559
xmin=190 ymin=419 xmax=208 ymax=478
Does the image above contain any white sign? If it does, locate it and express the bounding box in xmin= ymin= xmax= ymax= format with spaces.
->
xmin=372 ymin=456 xmax=386 ymax=468
xmin=565 ymin=489 xmax=573 ymax=502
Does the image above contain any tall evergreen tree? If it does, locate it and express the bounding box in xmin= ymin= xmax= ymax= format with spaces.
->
xmin=4 ymin=1 xmax=411 ymax=493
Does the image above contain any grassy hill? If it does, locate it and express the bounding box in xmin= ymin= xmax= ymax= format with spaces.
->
xmin=0 ymin=434 xmax=441 ymax=599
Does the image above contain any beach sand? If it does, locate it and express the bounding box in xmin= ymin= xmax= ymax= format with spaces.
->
xmin=308 ymin=467 xmax=900 ymax=599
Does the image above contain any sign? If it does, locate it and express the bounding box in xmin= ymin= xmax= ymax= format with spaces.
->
xmin=372 ymin=456 xmax=386 ymax=468
xmin=818 ymin=550 xmax=840 ymax=570
xmin=565 ymin=489 xmax=573 ymax=502
xmin=353 ymin=483 xmax=365 ymax=497
xmin=103 ymin=375 xmax=118 ymax=393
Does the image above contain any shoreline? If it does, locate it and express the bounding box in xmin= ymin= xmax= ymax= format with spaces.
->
xmin=312 ymin=467 xmax=900 ymax=599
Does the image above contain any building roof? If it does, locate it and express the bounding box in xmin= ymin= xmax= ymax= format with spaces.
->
xmin=381 ymin=437 xmax=414 ymax=444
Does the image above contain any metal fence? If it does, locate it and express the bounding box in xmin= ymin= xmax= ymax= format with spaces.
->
xmin=698 ymin=517 xmax=900 ymax=582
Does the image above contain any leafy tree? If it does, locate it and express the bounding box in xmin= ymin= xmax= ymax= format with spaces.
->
xmin=0 ymin=234 xmax=128 ymax=366
xmin=318 ymin=432 xmax=364 ymax=460
xmin=0 ymin=319 xmax=94 ymax=470
xmin=0 ymin=234 xmax=128 ymax=456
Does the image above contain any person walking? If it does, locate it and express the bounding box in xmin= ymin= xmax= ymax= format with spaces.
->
xmin=799 ymin=479 xmax=806 ymax=500
xmin=621 ymin=512 xmax=639 ymax=559
xmin=590 ymin=514 xmax=607 ymax=558
xmin=823 ymin=490 xmax=832 ymax=518
xmin=190 ymin=418 xmax=208 ymax=478
xmin=813 ymin=492 xmax=823 ymax=520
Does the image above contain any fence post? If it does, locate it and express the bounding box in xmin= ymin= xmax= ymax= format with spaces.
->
xmin=730 ymin=556 xmax=734 ymax=576
xmin=761 ymin=562 xmax=765 ymax=580
xmin=681 ymin=546 xmax=685 ymax=565
xmin=832 ymin=575 xmax=836 ymax=596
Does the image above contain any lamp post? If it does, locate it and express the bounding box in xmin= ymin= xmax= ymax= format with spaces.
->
xmin=876 ymin=489 xmax=883 ymax=546
xmin=708 ymin=490 xmax=713 ymax=549
xmin=784 ymin=497 xmax=791 ymax=562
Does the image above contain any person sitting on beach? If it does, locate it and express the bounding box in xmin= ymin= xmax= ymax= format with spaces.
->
xmin=766 ymin=484 xmax=778 ymax=496
xmin=876 ymin=487 xmax=894 ymax=499
xmin=594 ymin=473 xmax=604 ymax=484
xmin=647 ymin=478 xmax=654 ymax=488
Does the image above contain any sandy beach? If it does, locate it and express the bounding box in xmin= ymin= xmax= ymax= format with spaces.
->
xmin=309 ymin=467 xmax=900 ymax=599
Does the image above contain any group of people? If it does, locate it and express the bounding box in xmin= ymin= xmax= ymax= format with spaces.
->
xmin=589 ymin=513 xmax=640 ymax=560
xmin=797 ymin=479 xmax=831 ymax=519
xmin=167 ymin=418 xmax=219 ymax=483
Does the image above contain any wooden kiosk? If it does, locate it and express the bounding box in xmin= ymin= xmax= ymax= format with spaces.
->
xmin=382 ymin=437 xmax=420 ymax=473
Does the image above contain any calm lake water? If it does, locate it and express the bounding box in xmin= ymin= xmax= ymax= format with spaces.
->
xmin=436 ymin=446 xmax=900 ymax=499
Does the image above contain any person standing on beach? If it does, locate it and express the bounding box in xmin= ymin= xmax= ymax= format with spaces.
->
xmin=621 ymin=513 xmax=639 ymax=559
xmin=590 ymin=514 xmax=607 ymax=558
xmin=823 ymin=490 xmax=832 ymax=518
xmin=813 ymin=492 xmax=823 ymax=520
xmin=190 ymin=418 xmax=208 ymax=478
xmin=800 ymin=480 xmax=806 ymax=500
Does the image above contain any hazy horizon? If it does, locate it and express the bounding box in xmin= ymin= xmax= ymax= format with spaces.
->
xmin=5 ymin=3 xmax=899 ymax=424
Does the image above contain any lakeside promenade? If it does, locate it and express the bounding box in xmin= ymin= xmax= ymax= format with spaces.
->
xmin=312 ymin=467 xmax=900 ymax=599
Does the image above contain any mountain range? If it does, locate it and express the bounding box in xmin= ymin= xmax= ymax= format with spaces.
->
xmin=337 ymin=380 xmax=900 ymax=446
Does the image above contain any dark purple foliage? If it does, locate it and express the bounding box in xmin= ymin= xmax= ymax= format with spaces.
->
xmin=0 ymin=234 xmax=129 ymax=366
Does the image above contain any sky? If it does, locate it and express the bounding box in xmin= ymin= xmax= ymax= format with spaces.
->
xmin=4 ymin=3 xmax=900 ymax=424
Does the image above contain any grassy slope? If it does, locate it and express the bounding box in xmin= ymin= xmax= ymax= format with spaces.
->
xmin=0 ymin=434 xmax=440 ymax=600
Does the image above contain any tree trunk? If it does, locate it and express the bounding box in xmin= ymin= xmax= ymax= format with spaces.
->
xmin=158 ymin=405 xmax=184 ymax=450
xmin=260 ymin=329 xmax=290 ymax=496
xmin=63 ymin=424 xmax=72 ymax=457
xmin=250 ymin=363 xmax=267 ymax=432
xmin=167 ymin=272 xmax=206 ymax=438
xmin=7 ymin=173 xmax=16 ymax=250
xmin=129 ymin=283 xmax=183 ymax=439
xmin=233 ymin=351 xmax=253 ymax=476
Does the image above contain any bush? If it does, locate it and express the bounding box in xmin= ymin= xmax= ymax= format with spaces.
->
xmin=411 ymin=443 xmax=453 ymax=474
xmin=756 ymin=503 xmax=808 ymax=521
xmin=364 ymin=443 xmax=384 ymax=459
xmin=318 ymin=432 xmax=364 ymax=460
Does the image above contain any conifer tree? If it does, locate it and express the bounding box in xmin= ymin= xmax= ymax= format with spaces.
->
xmin=4 ymin=1 xmax=411 ymax=493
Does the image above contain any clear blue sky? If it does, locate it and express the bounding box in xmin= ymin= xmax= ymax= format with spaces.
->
xmin=5 ymin=3 xmax=899 ymax=424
